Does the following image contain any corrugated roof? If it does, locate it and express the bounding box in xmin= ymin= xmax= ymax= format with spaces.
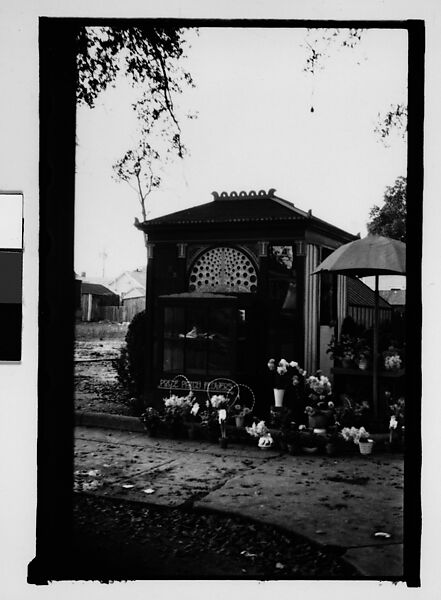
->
xmin=347 ymin=277 xmax=391 ymax=308
xmin=379 ymin=289 xmax=406 ymax=306
xmin=81 ymin=282 xmax=117 ymax=296
xmin=137 ymin=189 xmax=355 ymax=240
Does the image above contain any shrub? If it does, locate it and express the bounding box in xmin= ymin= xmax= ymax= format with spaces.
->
xmin=113 ymin=310 xmax=148 ymax=402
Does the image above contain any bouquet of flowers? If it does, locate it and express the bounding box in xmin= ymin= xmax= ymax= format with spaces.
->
xmin=268 ymin=358 xmax=305 ymax=390
xmin=304 ymin=373 xmax=333 ymax=420
xmin=163 ymin=393 xmax=194 ymax=426
xmin=246 ymin=420 xmax=273 ymax=448
xmin=341 ymin=426 xmax=371 ymax=444
xmin=209 ymin=394 xmax=230 ymax=410
xmin=246 ymin=420 xmax=269 ymax=438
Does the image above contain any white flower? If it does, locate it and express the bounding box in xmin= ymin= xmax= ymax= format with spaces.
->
xmin=277 ymin=365 xmax=287 ymax=375
xmin=279 ymin=359 xmax=289 ymax=367
xmin=389 ymin=416 xmax=398 ymax=430
xmin=218 ymin=409 xmax=227 ymax=423
xmin=191 ymin=403 xmax=200 ymax=416
xmin=289 ymin=361 xmax=298 ymax=368
xmin=328 ymin=401 xmax=334 ymax=408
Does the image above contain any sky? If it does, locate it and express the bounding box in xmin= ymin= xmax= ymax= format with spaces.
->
xmin=75 ymin=27 xmax=408 ymax=281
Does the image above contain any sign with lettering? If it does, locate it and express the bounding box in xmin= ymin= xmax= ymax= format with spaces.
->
xmin=158 ymin=378 xmax=236 ymax=394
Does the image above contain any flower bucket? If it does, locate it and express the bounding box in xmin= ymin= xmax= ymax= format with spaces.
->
xmin=359 ymin=439 xmax=374 ymax=455
xmin=219 ymin=437 xmax=228 ymax=449
xmin=235 ymin=415 xmax=245 ymax=428
xmin=274 ymin=388 xmax=285 ymax=407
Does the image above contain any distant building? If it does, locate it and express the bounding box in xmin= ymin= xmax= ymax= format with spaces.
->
xmin=107 ymin=267 xmax=147 ymax=322
xmin=80 ymin=281 xmax=120 ymax=322
xmin=379 ymin=288 xmax=406 ymax=317
xmin=107 ymin=267 xmax=146 ymax=301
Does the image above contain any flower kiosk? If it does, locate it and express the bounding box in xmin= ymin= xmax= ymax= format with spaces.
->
xmin=136 ymin=188 xmax=356 ymax=411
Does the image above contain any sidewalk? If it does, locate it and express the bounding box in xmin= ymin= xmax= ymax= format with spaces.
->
xmin=75 ymin=421 xmax=404 ymax=579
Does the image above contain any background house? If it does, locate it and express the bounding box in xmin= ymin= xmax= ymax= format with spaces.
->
xmin=80 ymin=281 xmax=120 ymax=322
xmin=107 ymin=267 xmax=147 ymax=321
xmin=107 ymin=267 xmax=146 ymax=301
xmin=379 ymin=288 xmax=406 ymax=317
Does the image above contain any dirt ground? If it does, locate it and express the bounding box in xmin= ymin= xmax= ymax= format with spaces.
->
xmin=74 ymin=322 xmax=132 ymax=415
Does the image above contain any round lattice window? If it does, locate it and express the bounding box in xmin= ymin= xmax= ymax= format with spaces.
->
xmin=189 ymin=247 xmax=258 ymax=293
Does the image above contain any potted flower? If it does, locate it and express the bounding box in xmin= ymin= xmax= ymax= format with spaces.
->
xmin=388 ymin=395 xmax=405 ymax=451
xmin=304 ymin=373 xmax=333 ymax=430
xmin=327 ymin=335 xmax=357 ymax=368
xmin=355 ymin=340 xmax=371 ymax=370
xmin=341 ymin=426 xmax=374 ymax=455
xmin=245 ymin=420 xmax=272 ymax=448
xmin=383 ymin=345 xmax=404 ymax=371
xmin=140 ymin=407 xmax=161 ymax=437
xmin=186 ymin=401 xmax=202 ymax=440
xmin=218 ymin=408 xmax=228 ymax=449
xmin=163 ymin=393 xmax=194 ymax=438
xmin=200 ymin=394 xmax=230 ymax=443
xmin=268 ymin=358 xmax=304 ymax=407
xmin=232 ymin=405 xmax=252 ymax=428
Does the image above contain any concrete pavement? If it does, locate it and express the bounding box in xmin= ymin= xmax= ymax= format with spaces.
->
xmin=74 ymin=424 xmax=403 ymax=579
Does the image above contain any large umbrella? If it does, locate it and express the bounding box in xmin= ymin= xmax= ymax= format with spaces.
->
xmin=312 ymin=234 xmax=406 ymax=417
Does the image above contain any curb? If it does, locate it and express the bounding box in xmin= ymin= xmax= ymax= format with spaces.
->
xmin=75 ymin=410 xmax=145 ymax=433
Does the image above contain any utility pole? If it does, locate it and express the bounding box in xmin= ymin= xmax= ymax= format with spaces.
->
xmin=99 ymin=248 xmax=108 ymax=280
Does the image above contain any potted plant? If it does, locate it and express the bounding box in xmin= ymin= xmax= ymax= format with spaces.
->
xmin=185 ymin=401 xmax=202 ymax=440
xmin=268 ymin=358 xmax=304 ymax=407
xmin=327 ymin=334 xmax=358 ymax=368
xmin=245 ymin=420 xmax=271 ymax=448
xmin=200 ymin=394 xmax=230 ymax=443
xmin=140 ymin=407 xmax=161 ymax=437
xmin=356 ymin=344 xmax=371 ymax=370
xmin=341 ymin=426 xmax=374 ymax=455
xmin=163 ymin=393 xmax=194 ymax=438
xmin=232 ymin=405 xmax=252 ymax=428
xmin=218 ymin=408 xmax=228 ymax=449
xmin=388 ymin=395 xmax=405 ymax=451
xmin=304 ymin=373 xmax=333 ymax=430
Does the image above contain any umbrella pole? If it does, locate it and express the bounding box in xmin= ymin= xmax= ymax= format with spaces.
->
xmin=373 ymin=275 xmax=379 ymax=418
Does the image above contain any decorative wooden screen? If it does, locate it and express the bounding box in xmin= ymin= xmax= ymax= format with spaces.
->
xmin=189 ymin=247 xmax=257 ymax=293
